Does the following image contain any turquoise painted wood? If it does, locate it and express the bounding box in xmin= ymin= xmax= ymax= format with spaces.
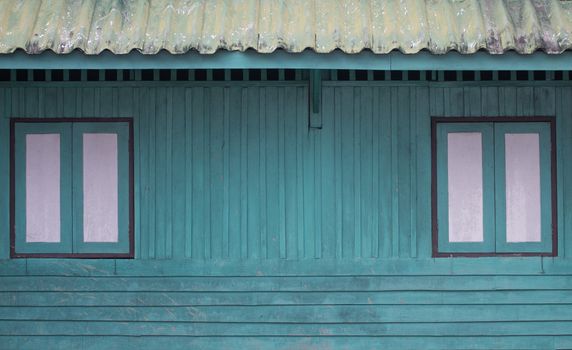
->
xmin=0 ymin=80 xmax=571 ymax=349
xmin=3 ymin=50 xmax=572 ymax=71
xmin=436 ymin=122 xmax=495 ymax=253
xmin=494 ymin=122 xmax=553 ymax=253
xmin=72 ymin=122 xmax=130 ymax=254
xmin=14 ymin=123 xmax=73 ymax=254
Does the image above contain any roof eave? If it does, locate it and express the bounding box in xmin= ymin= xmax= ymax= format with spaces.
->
xmin=0 ymin=49 xmax=570 ymax=71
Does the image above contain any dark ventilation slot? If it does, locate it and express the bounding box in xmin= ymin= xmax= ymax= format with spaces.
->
xmin=373 ymin=71 xmax=385 ymax=80
xmin=176 ymin=70 xmax=189 ymax=81
xmin=356 ymin=70 xmax=368 ymax=81
xmin=337 ymin=70 xmax=350 ymax=81
xmin=249 ymin=69 xmax=261 ymax=81
xmin=140 ymin=69 xmax=153 ymax=81
xmin=51 ymin=70 xmax=64 ymax=81
xmin=516 ymin=71 xmax=529 ymax=81
xmin=213 ymin=69 xmax=225 ymax=81
xmin=533 ymin=71 xmax=546 ymax=80
xmin=195 ymin=69 xmax=207 ymax=81
xmin=284 ymin=69 xmax=296 ymax=80
xmin=267 ymin=69 xmax=279 ymax=80
xmin=159 ymin=70 xmax=171 ymax=81
xmin=16 ymin=70 xmax=28 ymax=81
xmin=104 ymin=70 xmax=117 ymax=81
xmin=86 ymin=70 xmax=99 ymax=81
xmin=444 ymin=71 xmax=457 ymax=81
xmin=390 ymin=71 xmax=402 ymax=81
xmin=32 ymin=70 xmax=45 ymax=81
xmin=498 ymin=71 xmax=511 ymax=81
xmin=462 ymin=71 xmax=475 ymax=81
xmin=480 ymin=71 xmax=493 ymax=81
xmin=408 ymin=70 xmax=421 ymax=81
xmin=231 ymin=69 xmax=243 ymax=81
xmin=0 ymin=69 xmax=10 ymax=81
xmin=69 ymin=70 xmax=81 ymax=81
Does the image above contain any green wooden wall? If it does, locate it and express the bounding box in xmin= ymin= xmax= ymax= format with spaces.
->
xmin=0 ymin=80 xmax=571 ymax=349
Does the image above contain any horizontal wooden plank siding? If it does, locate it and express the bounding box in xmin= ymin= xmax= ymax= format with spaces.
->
xmin=0 ymin=80 xmax=571 ymax=348
xmin=0 ymin=272 xmax=571 ymax=348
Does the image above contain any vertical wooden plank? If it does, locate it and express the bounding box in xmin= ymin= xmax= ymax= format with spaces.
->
xmin=284 ymin=86 xmax=298 ymax=259
xmin=184 ymin=88 xmax=194 ymax=258
xmin=203 ymin=88 xmax=212 ymax=260
xmin=227 ymin=86 xmax=242 ymax=259
xmin=191 ymin=87 xmax=205 ymax=260
xmin=100 ymin=87 xmax=113 ymax=117
xmin=320 ymin=86 xmax=336 ymax=259
xmin=335 ymin=87 xmax=345 ymax=259
xmin=56 ymin=87 xmax=64 ymax=117
xmin=499 ymin=87 xmax=517 ymax=116
xmin=147 ymin=88 xmax=157 ymax=259
xmin=138 ymin=87 xmax=150 ymax=259
xmin=556 ymin=87 xmax=569 ymax=257
xmin=409 ymin=86 xmax=418 ymax=258
xmin=397 ymin=86 xmax=411 ymax=257
xmin=208 ymin=87 xmax=224 ymax=259
xmin=43 ymin=87 xmax=58 ymax=118
xmin=118 ymin=88 xmax=137 ymax=257
xmin=265 ymin=86 xmax=280 ymax=259
xmin=154 ymin=87 xmax=167 ymax=259
xmin=416 ymin=86 xmax=431 ymax=258
xmin=296 ymin=86 xmax=306 ymax=258
xmin=430 ymin=87 xmax=444 ymax=117
xmin=246 ymin=86 xmax=261 ymax=259
xmin=62 ymin=88 xmax=76 ymax=118
xmin=371 ymin=87 xmax=380 ymax=258
xmin=165 ymin=88 xmax=174 ymax=259
xmin=303 ymin=86 xmax=317 ymax=259
xmin=259 ymin=87 xmax=268 ymax=259
xmin=390 ymin=87 xmax=400 ymax=257
xmin=360 ymin=86 xmax=374 ymax=257
xmin=277 ymin=87 xmax=287 ymax=259
xmin=516 ymin=87 xmax=534 ymax=116
xmin=464 ymin=87 xmax=482 ymax=117
xmin=481 ymin=87 xmax=499 ymax=116
xmin=239 ymin=87 xmax=248 ymax=259
xmin=444 ymin=87 xmax=463 ymax=116
xmin=12 ymin=87 xmax=20 ymax=118
xmin=222 ymin=87 xmax=231 ymax=258
xmin=353 ymin=87 xmax=362 ymax=258
xmin=339 ymin=86 xmax=356 ymax=259
xmin=379 ymin=87 xmax=392 ymax=258
xmin=38 ymin=86 xmax=45 ymax=117
xmin=93 ymin=87 xmax=101 ymax=117
xmin=534 ymin=87 xmax=555 ymax=116
xmin=26 ymin=87 xmax=39 ymax=117
xmin=0 ymin=89 xmax=9 ymax=258
xmin=82 ymin=87 xmax=94 ymax=118
xmin=313 ymin=89 xmax=323 ymax=259
xmin=171 ymin=87 xmax=186 ymax=258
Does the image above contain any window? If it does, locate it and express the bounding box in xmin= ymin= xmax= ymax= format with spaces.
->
xmin=10 ymin=119 xmax=133 ymax=258
xmin=432 ymin=118 xmax=556 ymax=257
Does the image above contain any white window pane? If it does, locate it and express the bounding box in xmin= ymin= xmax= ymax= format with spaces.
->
xmin=505 ymin=133 xmax=541 ymax=242
xmin=83 ymin=133 xmax=118 ymax=242
xmin=26 ymin=134 xmax=60 ymax=242
xmin=447 ymin=132 xmax=484 ymax=242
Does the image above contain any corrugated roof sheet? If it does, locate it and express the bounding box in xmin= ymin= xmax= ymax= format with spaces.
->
xmin=0 ymin=0 xmax=571 ymax=55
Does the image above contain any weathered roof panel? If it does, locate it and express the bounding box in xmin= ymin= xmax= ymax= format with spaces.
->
xmin=0 ymin=0 xmax=571 ymax=55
